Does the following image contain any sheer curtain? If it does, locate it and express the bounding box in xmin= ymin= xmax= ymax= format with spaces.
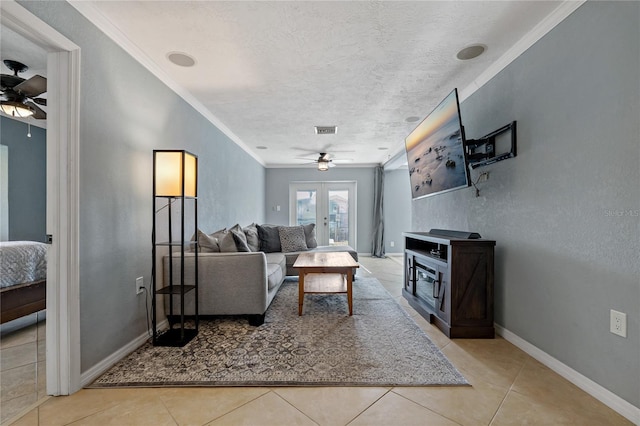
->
xmin=371 ymin=165 xmax=385 ymax=257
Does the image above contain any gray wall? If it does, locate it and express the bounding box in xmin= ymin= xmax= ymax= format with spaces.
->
xmin=265 ymin=167 xmax=375 ymax=253
xmin=0 ymin=117 xmax=46 ymax=242
xmin=412 ymin=2 xmax=639 ymax=406
xmin=20 ymin=1 xmax=266 ymax=372
xmin=383 ymin=168 xmax=411 ymax=254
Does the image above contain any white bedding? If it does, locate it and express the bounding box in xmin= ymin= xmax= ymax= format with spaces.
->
xmin=0 ymin=241 xmax=47 ymax=289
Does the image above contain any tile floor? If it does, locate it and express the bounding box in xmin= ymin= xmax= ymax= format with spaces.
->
xmin=3 ymin=256 xmax=634 ymax=425
xmin=1 ymin=312 xmax=46 ymax=424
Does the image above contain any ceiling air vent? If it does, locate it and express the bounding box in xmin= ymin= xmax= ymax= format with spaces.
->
xmin=314 ymin=126 xmax=337 ymax=135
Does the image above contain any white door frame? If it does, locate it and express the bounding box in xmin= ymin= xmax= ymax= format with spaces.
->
xmin=1 ymin=1 xmax=82 ymax=395
xmin=289 ymin=181 xmax=357 ymax=248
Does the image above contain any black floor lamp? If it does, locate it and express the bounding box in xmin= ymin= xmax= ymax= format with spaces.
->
xmin=151 ymin=150 xmax=199 ymax=346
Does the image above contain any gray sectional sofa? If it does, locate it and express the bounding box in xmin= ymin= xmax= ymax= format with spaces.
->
xmin=163 ymin=223 xmax=357 ymax=325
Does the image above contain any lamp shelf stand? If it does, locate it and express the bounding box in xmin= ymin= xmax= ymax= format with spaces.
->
xmin=151 ymin=150 xmax=199 ymax=347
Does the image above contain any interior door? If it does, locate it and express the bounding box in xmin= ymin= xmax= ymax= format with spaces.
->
xmin=290 ymin=181 xmax=356 ymax=248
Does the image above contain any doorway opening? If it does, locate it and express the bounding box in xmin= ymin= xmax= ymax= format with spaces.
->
xmin=289 ymin=181 xmax=357 ymax=248
xmin=1 ymin=0 xmax=82 ymax=400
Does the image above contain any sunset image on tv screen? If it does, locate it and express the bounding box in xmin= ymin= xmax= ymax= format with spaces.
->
xmin=405 ymin=89 xmax=468 ymax=200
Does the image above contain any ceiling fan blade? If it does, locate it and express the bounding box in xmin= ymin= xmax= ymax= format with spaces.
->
xmin=25 ymin=101 xmax=46 ymax=119
xmin=328 ymin=162 xmax=336 ymax=168
xmin=317 ymin=144 xmax=357 ymax=153
xmin=14 ymin=75 xmax=47 ymax=97
xmin=332 ymin=159 xmax=354 ymax=163
xmin=1 ymin=74 xmax=25 ymax=90
xmin=291 ymin=147 xmax=321 ymax=153
xmin=33 ymin=98 xmax=47 ymax=106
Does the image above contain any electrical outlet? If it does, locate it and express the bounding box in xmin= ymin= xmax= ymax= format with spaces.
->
xmin=136 ymin=277 xmax=144 ymax=295
xmin=610 ymin=309 xmax=627 ymax=338
xmin=390 ymin=241 xmax=395 ymax=247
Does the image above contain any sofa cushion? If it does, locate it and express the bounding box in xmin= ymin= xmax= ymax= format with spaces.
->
xmin=243 ymin=223 xmax=260 ymax=252
xmin=258 ymin=224 xmax=281 ymax=253
xmin=302 ymin=223 xmax=318 ymax=248
xmin=265 ymin=252 xmax=286 ymax=291
xmin=229 ymin=224 xmax=251 ymax=252
xmin=278 ymin=226 xmax=308 ymax=253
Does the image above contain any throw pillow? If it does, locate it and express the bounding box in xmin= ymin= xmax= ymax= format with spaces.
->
xmin=190 ymin=228 xmax=222 ymax=252
xmin=189 ymin=232 xmax=198 ymax=252
xmin=278 ymin=226 xmax=308 ymax=253
xmin=257 ymin=224 xmax=281 ymax=253
xmin=217 ymin=229 xmax=238 ymax=253
xmin=243 ymin=223 xmax=260 ymax=252
xmin=211 ymin=228 xmax=227 ymax=242
xmin=197 ymin=229 xmax=220 ymax=252
xmin=229 ymin=224 xmax=251 ymax=252
xmin=302 ymin=223 xmax=318 ymax=248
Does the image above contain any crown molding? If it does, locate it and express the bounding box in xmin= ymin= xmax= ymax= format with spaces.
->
xmin=68 ymin=1 xmax=584 ymax=170
xmin=67 ymin=1 xmax=265 ymax=167
xmin=383 ymin=1 xmax=586 ymax=170
xmin=459 ymin=1 xmax=586 ymax=102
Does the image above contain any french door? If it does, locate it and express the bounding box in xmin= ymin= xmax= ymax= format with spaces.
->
xmin=289 ymin=182 xmax=357 ymax=248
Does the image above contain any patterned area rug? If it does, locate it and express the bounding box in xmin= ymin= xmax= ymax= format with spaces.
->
xmin=89 ymin=277 xmax=467 ymax=387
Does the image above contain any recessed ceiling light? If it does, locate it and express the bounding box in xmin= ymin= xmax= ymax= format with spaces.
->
xmin=378 ymin=147 xmax=388 ymax=150
xmin=256 ymin=146 xmax=268 ymax=150
xmin=456 ymin=44 xmax=486 ymax=61
xmin=405 ymin=116 xmax=420 ymax=123
xmin=167 ymin=51 xmax=196 ymax=67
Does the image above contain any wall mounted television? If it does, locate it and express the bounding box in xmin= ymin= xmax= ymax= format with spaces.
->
xmin=405 ymin=88 xmax=470 ymax=200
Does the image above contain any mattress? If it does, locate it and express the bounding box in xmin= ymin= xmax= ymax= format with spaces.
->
xmin=0 ymin=241 xmax=47 ymax=288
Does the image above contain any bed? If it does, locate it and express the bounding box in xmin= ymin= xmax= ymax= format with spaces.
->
xmin=0 ymin=241 xmax=47 ymax=324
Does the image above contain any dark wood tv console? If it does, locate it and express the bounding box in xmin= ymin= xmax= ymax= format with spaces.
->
xmin=403 ymin=232 xmax=495 ymax=338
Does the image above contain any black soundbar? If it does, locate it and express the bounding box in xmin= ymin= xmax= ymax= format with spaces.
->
xmin=429 ymin=229 xmax=482 ymax=239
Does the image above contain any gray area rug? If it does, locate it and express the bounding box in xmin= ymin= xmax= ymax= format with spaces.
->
xmin=89 ymin=277 xmax=467 ymax=387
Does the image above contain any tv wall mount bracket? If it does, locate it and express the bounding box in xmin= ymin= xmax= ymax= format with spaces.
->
xmin=464 ymin=121 xmax=517 ymax=169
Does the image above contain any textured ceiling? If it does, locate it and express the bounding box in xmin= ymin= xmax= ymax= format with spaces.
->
xmin=28 ymin=1 xmax=568 ymax=167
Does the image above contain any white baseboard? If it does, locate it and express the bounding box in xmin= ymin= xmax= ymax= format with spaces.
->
xmin=495 ymin=324 xmax=640 ymax=425
xmin=80 ymin=320 xmax=167 ymax=387
xmin=387 ymin=255 xmax=404 ymax=266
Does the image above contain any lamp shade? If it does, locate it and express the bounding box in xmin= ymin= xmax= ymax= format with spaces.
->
xmin=317 ymin=160 xmax=330 ymax=171
xmin=154 ymin=150 xmax=197 ymax=197
xmin=0 ymin=101 xmax=34 ymax=118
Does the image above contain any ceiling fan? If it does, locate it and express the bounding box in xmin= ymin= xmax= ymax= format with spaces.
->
xmin=297 ymin=152 xmax=354 ymax=171
xmin=0 ymin=60 xmax=47 ymax=119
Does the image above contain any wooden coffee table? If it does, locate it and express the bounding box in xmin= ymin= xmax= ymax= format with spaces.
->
xmin=293 ymin=252 xmax=359 ymax=316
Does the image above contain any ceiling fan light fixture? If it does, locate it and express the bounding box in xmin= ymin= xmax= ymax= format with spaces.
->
xmin=317 ymin=160 xmax=330 ymax=171
xmin=0 ymin=101 xmax=34 ymax=118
